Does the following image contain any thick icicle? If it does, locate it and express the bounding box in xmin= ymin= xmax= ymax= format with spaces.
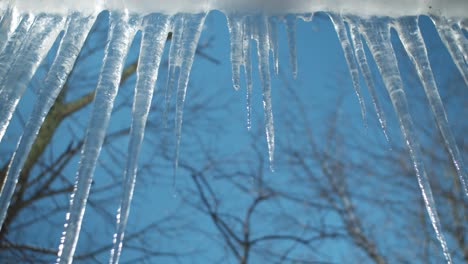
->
xmin=268 ymin=17 xmax=279 ymax=75
xmin=253 ymin=15 xmax=275 ymax=169
xmin=359 ymin=17 xmax=452 ymax=263
xmin=329 ymin=13 xmax=366 ymax=125
xmin=0 ymin=12 xmax=96 ymax=231
xmin=346 ymin=18 xmax=390 ymax=142
xmin=430 ymin=15 xmax=468 ymax=85
xmin=395 ymin=16 xmax=468 ymax=197
xmin=0 ymin=7 xmax=21 ymax=53
xmin=0 ymin=13 xmax=64 ymax=143
xmin=285 ymin=15 xmax=298 ymax=79
xmin=56 ymin=12 xmax=139 ymax=264
xmin=166 ymin=13 xmax=206 ymax=173
xmin=226 ymin=13 xmax=244 ymax=91
xmin=0 ymin=14 xmax=34 ymax=90
xmin=109 ymin=13 xmax=169 ymax=264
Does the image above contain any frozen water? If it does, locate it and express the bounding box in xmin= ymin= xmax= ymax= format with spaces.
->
xmin=109 ymin=13 xmax=170 ymax=264
xmin=329 ymin=13 xmax=367 ymax=124
xmin=4 ymin=0 xmax=468 ymax=17
xmin=56 ymin=11 xmax=140 ymax=264
xmin=350 ymin=15 xmax=452 ymax=263
xmin=0 ymin=14 xmax=64 ymax=143
xmin=0 ymin=1 xmax=466 ymax=263
xmin=0 ymin=11 xmax=96 ymax=235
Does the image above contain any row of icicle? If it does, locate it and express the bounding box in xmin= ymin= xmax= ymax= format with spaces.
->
xmin=0 ymin=6 xmax=466 ymax=264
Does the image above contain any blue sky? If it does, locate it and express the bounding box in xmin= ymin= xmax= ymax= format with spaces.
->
xmin=2 ymin=9 xmax=467 ymax=264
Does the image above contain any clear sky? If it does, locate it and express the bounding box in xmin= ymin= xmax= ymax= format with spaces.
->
xmin=2 ymin=8 xmax=467 ymax=264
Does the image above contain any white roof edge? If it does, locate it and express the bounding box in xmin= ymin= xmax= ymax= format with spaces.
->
xmin=2 ymin=0 xmax=468 ymax=18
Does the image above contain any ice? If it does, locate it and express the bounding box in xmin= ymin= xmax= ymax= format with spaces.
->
xmin=268 ymin=17 xmax=279 ymax=75
xmin=0 ymin=12 xmax=96 ymax=231
xmin=0 ymin=7 xmax=21 ymax=53
xmin=252 ymin=15 xmax=275 ymax=169
xmin=285 ymin=15 xmax=298 ymax=79
xmin=353 ymin=16 xmax=453 ymax=263
xmin=347 ymin=20 xmax=390 ymax=142
xmin=5 ymin=0 xmax=468 ymax=17
xmin=166 ymin=13 xmax=207 ymax=174
xmin=226 ymin=14 xmax=277 ymax=163
xmin=0 ymin=1 xmax=466 ymax=263
xmin=244 ymin=20 xmax=254 ymax=131
xmin=0 ymin=14 xmax=64 ymax=143
xmin=226 ymin=13 xmax=254 ymax=130
xmin=109 ymin=13 xmax=169 ymax=264
xmin=0 ymin=14 xmax=34 ymax=91
xmin=395 ymin=16 xmax=468 ymax=197
xmin=329 ymin=13 xmax=367 ymax=125
xmin=430 ymin=16 xmax=468 ymax=86
xmin=56 ymin=11 xmax=139 ymax=264
xmin=226 ymin=13 xmax=244 ymax=91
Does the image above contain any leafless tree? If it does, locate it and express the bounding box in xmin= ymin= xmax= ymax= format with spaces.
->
xmin=0 ymin=13 xmax=221 ymax=263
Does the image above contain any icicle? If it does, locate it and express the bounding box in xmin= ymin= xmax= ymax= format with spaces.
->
xmin=0 ymin=12 xmax=96 ymax=232
xmin=446 ymin=19 xmax=468 ymax=63
xmin=0 ymin=13 xmax=35 ymax=88
xmin=268 ymin=16 xmax=279 ymax=75
xmin=243 ymin=17 xmax=253 ymax=131
xmin=166 ymin=13 xmax=206 ymax=173
xmin=226 ymin=13 xmax=244 ymax=90
xmin=328 ymin=13 xmax=366 ymax=125
xmin=56 ymin=11 xmax=139 ymax=264
xmin=0 ymin=13 xmax=64 ymax=143
xmin=395 ymin=16 xmax=468 ymax=197
xmin=253 ymin=15 xmax=275 ymax=169
xmin=226 ymin=14 xmax=254 ymax=130
xmin=226 ymin=14 xmax=275 ymax=163
xmin=0 ymin=7 xmax=20 ymax=53
xmin=285 ymin=15 xmax=298 ymax=79
xmin=358 ymin=17 xmax=453 ymax=263
xmin=109 ymin=13 xmax=169 ymax=264
xmin=346 ymin=17 xmax=390 ymax=142
xmin=430 ymin=15 xmax=468 ymax=86
xmin=461 ymin=18 xmax=467 ymax=32
xmin=163 ymin=15 xmax=184 ymax=127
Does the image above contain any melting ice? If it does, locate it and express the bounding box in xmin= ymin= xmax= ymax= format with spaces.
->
xmin=0 ymin=1 xmax=466 ymax=263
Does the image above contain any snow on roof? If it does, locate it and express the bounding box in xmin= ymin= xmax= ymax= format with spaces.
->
xmin=3 ymin=0 xmax=468 ymax=18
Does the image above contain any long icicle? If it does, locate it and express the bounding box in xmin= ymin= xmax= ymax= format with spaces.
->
xmin=56 ymin=11 xmax=139 ymax=264
xmin=243 ymin=16 xmax=253 ymax=131
xmin=0 ymin=13 xmax=35 ymax=91
xmin=346 ymin=18 xmax=390 ymax=142
xmin=0 ymin=13 xmax=64 ymax=143
xmin=285 ymin=15 xmax=298 ymax=79
xmin=0 ymin=7 xmax=20 ymax=53
xmin=329 ymin=13 xmax=367 ymax=125
xmin=395 ymin=16 xmax=468 ymax=197
xmin=430 ymin=15 xmax=468 ymax=86
xmin=226 ymin=14 xmax=254 ymax=130
xmin=109 ymin=13 xmax=169 ymax=264
xmin=0 ymin=12 xmax=96 ymax=232
xmin=253 ymin=15 xmax=275 ymax=169
xmin=358 ymin=17 xmax=452 ymax=263
xmin=170 ymin=13 xmax=206 ymax=174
